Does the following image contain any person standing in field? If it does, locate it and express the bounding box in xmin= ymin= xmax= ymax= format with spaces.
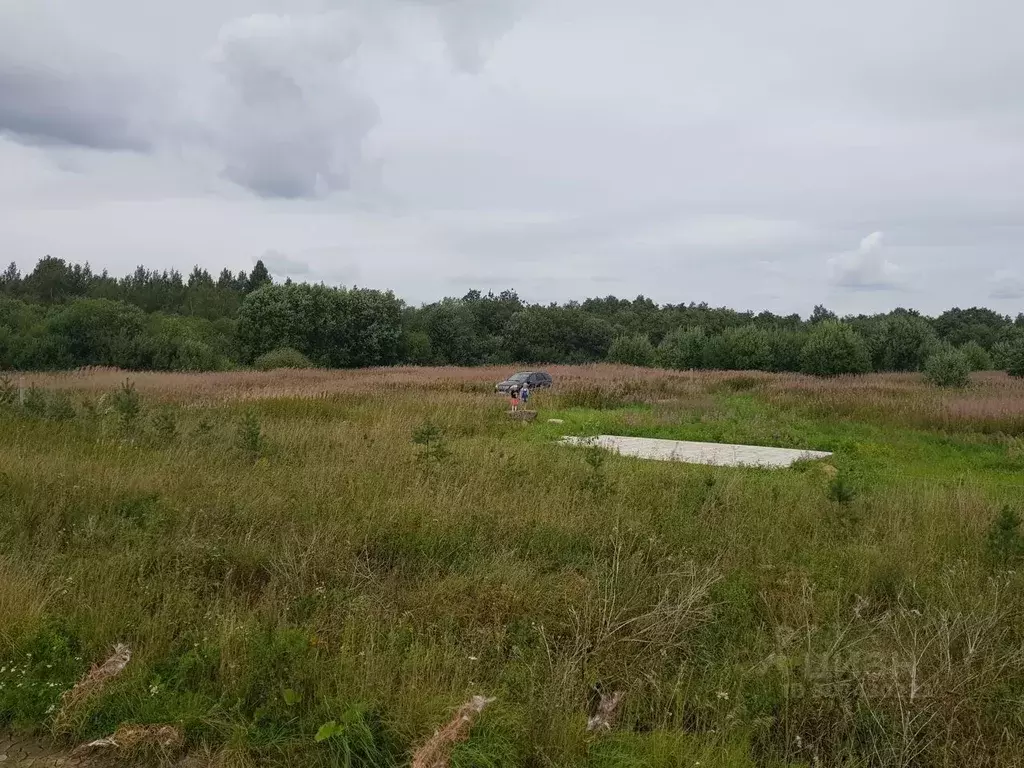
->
xmin=509 ymin=387 xmax=520 ymax=412
xmin=519 ymin=383 xmax=530 ymax=409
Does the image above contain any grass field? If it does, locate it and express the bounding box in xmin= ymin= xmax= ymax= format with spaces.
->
xmin=2 ymin=366 xmax=1024 ymax=767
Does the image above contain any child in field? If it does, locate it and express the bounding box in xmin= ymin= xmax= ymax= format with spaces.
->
xmin=519 ymin=383 xmax=530 ymax=409
xmin=509 ymin=388 xmax=519 ymax=412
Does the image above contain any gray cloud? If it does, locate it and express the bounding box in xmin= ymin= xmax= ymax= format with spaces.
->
xmin=408 ymin=0 xmax=529 ymax=73
xmin=201 ymin=12 xmax=380 ymax=198
xmin=0 ymin=0 xmax=1023 ymax=314
xmin=0 ymin=1 xmax=521 ymax=198
xmin=990 ymin=271 xmax=1024 ymax=301
xmin=260 ymin=249 xmax=311 ymax=278
xmin=0 ymin=9 xmax=156 ymax=152
xmin=0 ymin=65 xmax=151 ymax=151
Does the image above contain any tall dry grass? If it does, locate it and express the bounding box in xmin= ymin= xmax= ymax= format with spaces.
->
xmin=24 ymin=366 xmax=1024 ymax=434
xmin=0 ymin=367 xmax=1023 ymax=766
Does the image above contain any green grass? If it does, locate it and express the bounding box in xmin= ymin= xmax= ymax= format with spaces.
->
xmin=534 ymin=391 xmax=1024 ymax=493
xmin=1 ymin=373 xmax=1023 ymax=766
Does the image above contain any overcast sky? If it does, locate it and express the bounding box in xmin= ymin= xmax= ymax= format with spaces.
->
xmin=1 ymin=0 xmax=1022 ymax=315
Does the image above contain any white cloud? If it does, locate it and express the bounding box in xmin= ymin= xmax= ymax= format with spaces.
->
xmin=826 ymin=231 xmax=906 ymax=290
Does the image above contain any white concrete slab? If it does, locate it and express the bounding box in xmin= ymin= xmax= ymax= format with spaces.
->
xmin=560 ymin=435 xmax=831 ymax=468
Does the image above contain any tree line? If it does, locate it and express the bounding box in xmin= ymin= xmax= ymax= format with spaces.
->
xmin=2 ymin=256 xmax=1024 ymax=376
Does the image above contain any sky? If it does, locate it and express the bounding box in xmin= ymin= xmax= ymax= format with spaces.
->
xmin=1 ymin=0 xmax=1022 ymax=316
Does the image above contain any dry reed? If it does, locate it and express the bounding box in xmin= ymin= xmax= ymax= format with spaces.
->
xmin=73 ymin=724 xmax=184 ymax=755
xmin=55 ymin=643 xmax=131 ymax=724
xmin=586 ymin=690 xmax=624 ymax=732
xmin=410 ymin=695 xmax=495 ymax=768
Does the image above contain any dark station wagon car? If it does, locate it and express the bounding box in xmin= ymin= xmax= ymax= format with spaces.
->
xmin=495 ymin=371 xmax=553 ymax=394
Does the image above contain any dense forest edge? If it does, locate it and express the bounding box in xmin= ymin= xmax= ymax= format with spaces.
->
xmin=2 ymin=256 xmax=1024 ymax=378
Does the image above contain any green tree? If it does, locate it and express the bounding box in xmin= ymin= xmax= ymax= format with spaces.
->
xmin=1005 ymin=339 xmax=1024 ymax=378
xmin=874 ymin=313 xmax=938 ymax=371
xmin=236 ymin=284 xmax=402 ymax=368
xmin=0 ymin=262 xmax=21 ymax=296
xmin=800 ymin=321 xmax=871 ymax=376
xmin=401 ymin=330 xmax=434 ymax=365
xmin=933 ymin=307 xmax=1010 ymax=349
xmin=24 ymin=256 xmax=84 ymax=304
xmin=607 ymin=334 xmax=655 ymax=367
xmin=247 ymin=260 xmax=272 ymax=293
xmin=959 ymin=341 xmax=993 ymax=371
xmin=502 ymin=307 xmax=613 ymax=363
xmin=719 ymin=325 xmax=776 ymax=371
xmin=809 ymin=304 xmax=838 ymax=324
xmin=45 ymin=299 xmax=147 ymax=368
xmin=423 ymin=300 xmax=482 ymax=366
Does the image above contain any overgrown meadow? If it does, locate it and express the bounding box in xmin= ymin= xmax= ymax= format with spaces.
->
xmin=2 ymin=366 xmax=1024 ymax=767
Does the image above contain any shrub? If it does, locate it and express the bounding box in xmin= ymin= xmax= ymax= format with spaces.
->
xmin=990 ymin=340 xmax=1017 ymax=371
xmin=799 ymin=321 xmax=871 ymax=376
xmin=254 ymin=347 xmax=313 ymax=371
xmin=0 ymin=376 xmax=16 ymax=407
xmin=412 ymin=420 xmax=451 ymax=464
xmin=1004 ymin=339 xmax=1024 ymax=378
xmin=151 ymin=406 xmax=178 ymax=444
xmin=21 ymin=386 xmax=48 ymax=417
xmin=606 ymin=334 xmax=656 ymax=368
xmin=44 ymin=391 xmax=76 ymax=421
xmin=875 ymin=313 xmax=938 ymax=371
xmin=986 ymin=506 xmax=1024 ymax=566
xmin=827 ymin=473 xmax=857 ymax=504
xmin=236 ymin=410 xmax=264 ymax=461
xmin=923 ymin=348 xmax=972 ymax=388
xmin=656 ymin=327 xmax=706 ymax=370
xmin=719 ymin=326 xmax=775 ymax=371
xmin=959 ymin=341 xmax=992 ymax=371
